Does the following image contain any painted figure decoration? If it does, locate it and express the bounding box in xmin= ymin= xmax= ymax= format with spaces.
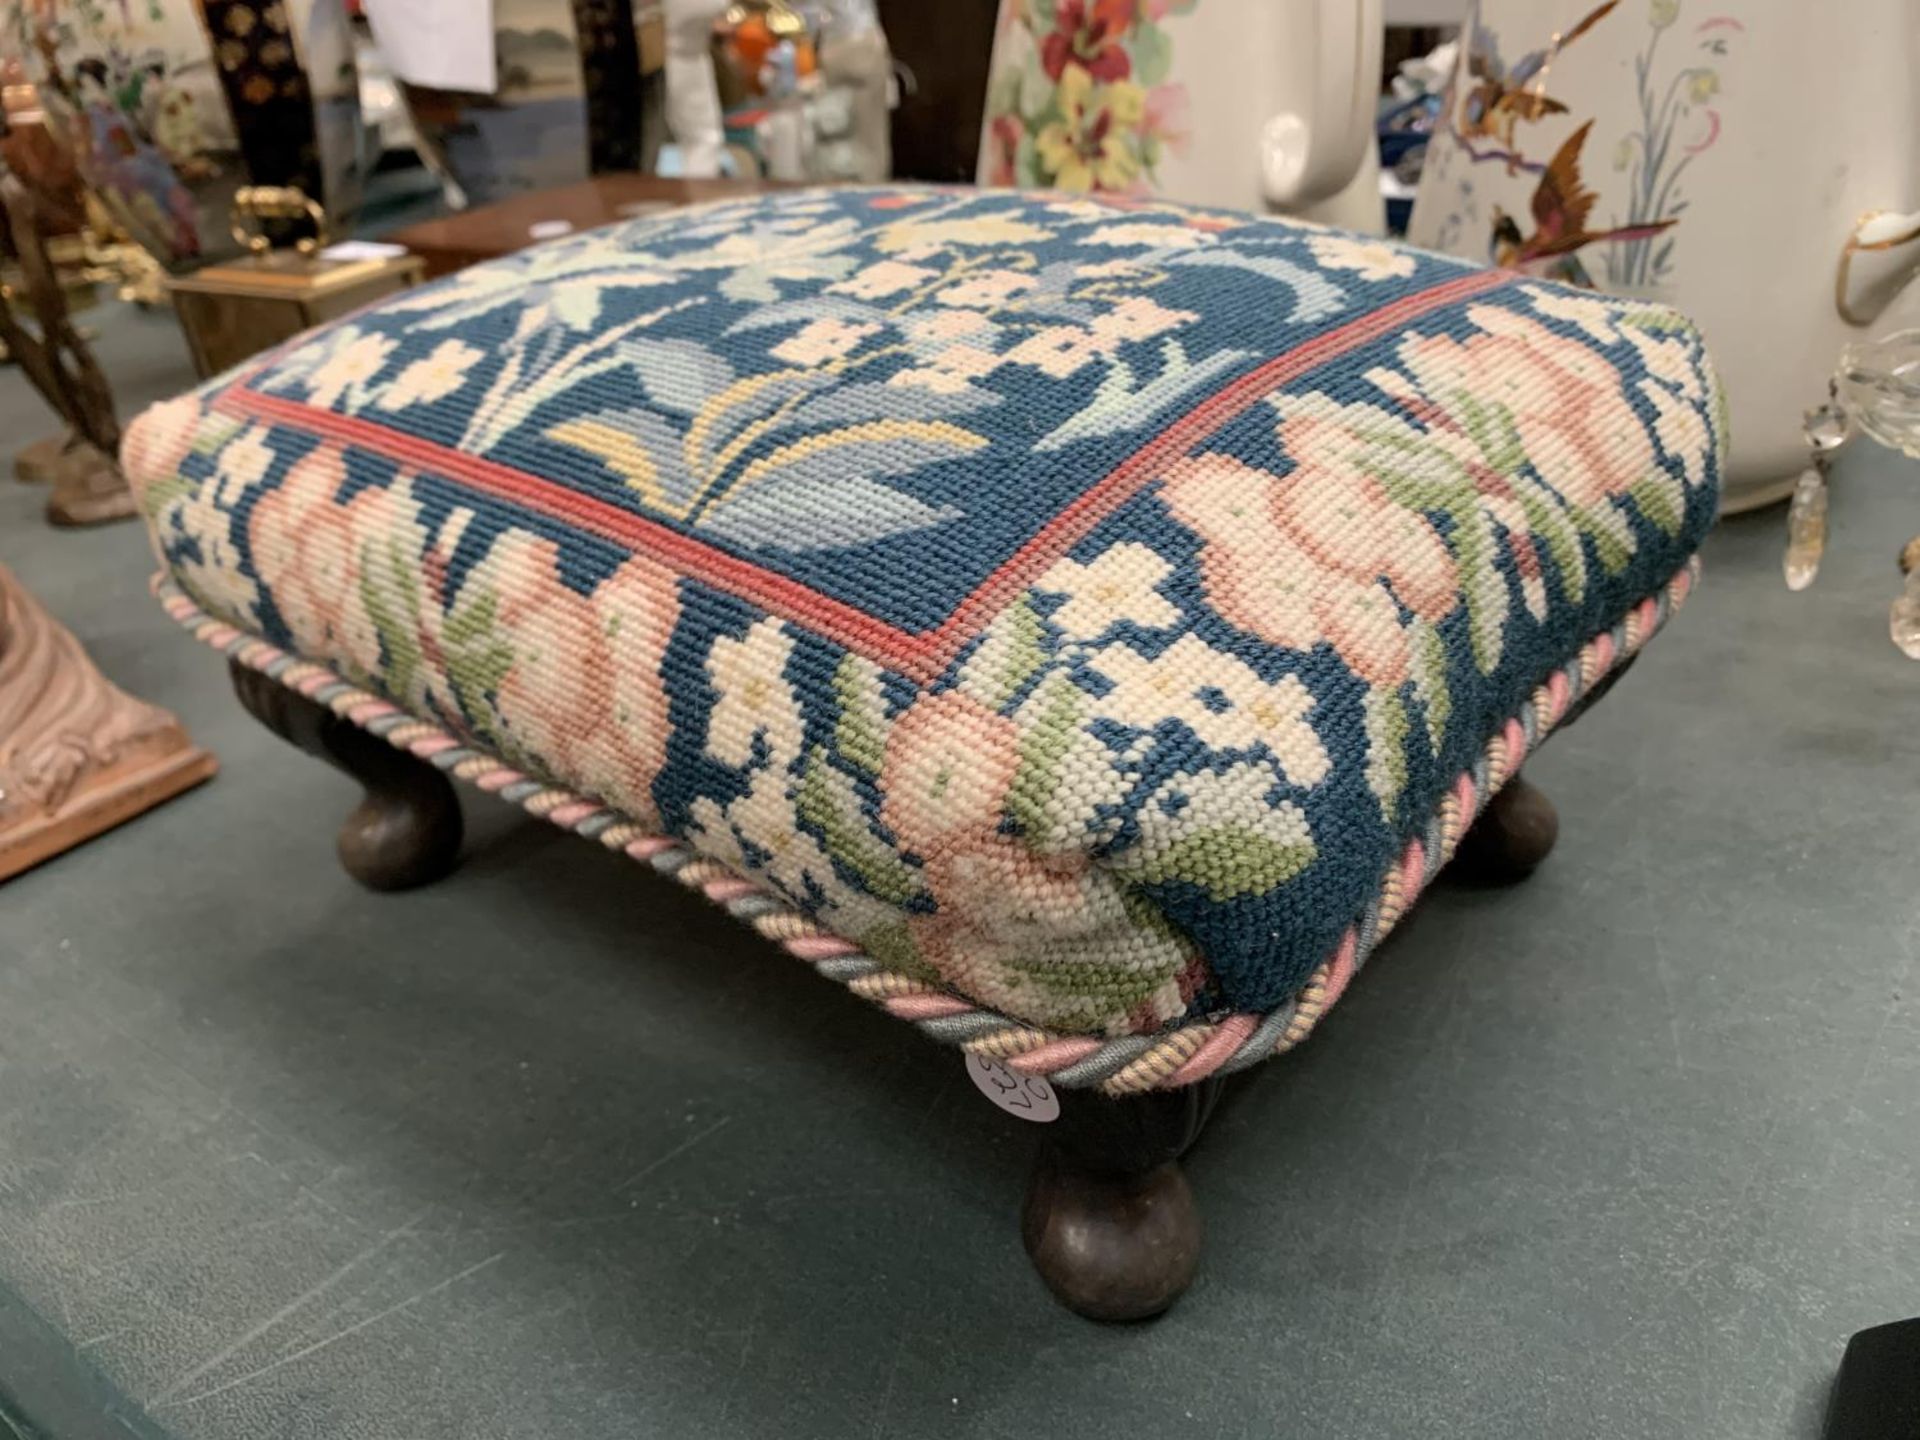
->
xmin=3 ymin=0 xmax=364 ymax=272
xmin=1487 ymin=120 xmax=1674 ymax=289
xmin=1410 ymin=0 xmax=1920 ymax=512
xmin=1423 ymin=0 xmax=1722 ymax=288
xmin=979 ymin=0 xmax=1202 ymax=195
xmin=1455 ymin=0 xmax=1617 ymax=162
xmin=979 ymin=0 xmax=1384 ymax=230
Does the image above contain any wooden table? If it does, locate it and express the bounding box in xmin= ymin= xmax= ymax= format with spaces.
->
xmin=166 ymin=252 xmax=426 ymax=379
xmin=385 ymin=175 xmax=776 ymax=280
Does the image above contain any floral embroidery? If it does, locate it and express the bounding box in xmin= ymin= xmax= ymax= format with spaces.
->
xmin=1308 ymin=232 xmax=1418 ymax=283
xmin=379 ymin=339 xmax=487 ymax=412
xmin=704 ymin=616 xmax=805 ymax=768
xmin=129 ymin=186 xmax=1722 ymax=1036
xmin=1036 ymin=542 xmax=1180 ymax=642
xmin=1110 ymin=762 xmax=1318 ymax=902
xmin=1090 ymin=634 xmax=1333 ymax=784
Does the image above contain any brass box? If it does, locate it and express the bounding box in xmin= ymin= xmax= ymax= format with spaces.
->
xmin=167 ymin=251 xmax=425 ymax=379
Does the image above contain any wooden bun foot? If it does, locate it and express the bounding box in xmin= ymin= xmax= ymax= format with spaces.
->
xmin=1017 ymin=1077 xmax=1220 ymax=1320
xmin=1022 ymin=1155 xmax=1200 ymax=1321
xmin=1452 ymin=773 xmax=1559 ymax=883
xmin=230 ymin=660 xmax=462 ymax=891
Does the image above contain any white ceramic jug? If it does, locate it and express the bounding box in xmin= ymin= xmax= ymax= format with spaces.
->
xmin=1407 ymin=0 xmax=1920 ymax=511
xmin=978 ymin=0 xmax=1383 ymax=231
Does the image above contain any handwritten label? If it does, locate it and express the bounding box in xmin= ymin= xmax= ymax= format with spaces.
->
xmin=965 ymin=1055 xmax=1058 ymax=1123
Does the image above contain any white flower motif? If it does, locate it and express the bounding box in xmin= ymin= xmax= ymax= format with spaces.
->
xmin=215 ymin=425 xmax=275 ymax=494
xmin=1089 ymin=296 xmax=1195 ymax=343
xmin=1110 ymin=761 xmax=1317 ymax=899
xmin=1084 ymin=222 xmax=1214 ymax=249
xmin=1307 ymin=232 xmax=1416 ymax=282
xmin=305 ymin=330 xmax=398 ymax=410
xmin=770 ymin=316 xmax=883 ymax=366
xmin=703 ymin=617 xmax=804 ymax=769
xmin=1134 ymin=761 xmax=1314 ymax=848
xmin=668 ymin=216 xmax=864 ymax=301
xmin=888 ymin=345 xmax=1001 ymax=393
xmin=936 ymin=268 xmax=1037 ymax=308
xmin=1044 ymin=200 xmax=1115 ymax=221
xmin=159 ymin=423 xmax=276 ymax=622
xmin=1090 ymin=634 xmax=1332 ymax=785
xmin=1037 ymin=542 xmax=1180 ymax=642
xmin=1523 ymin=284 xmax=1620 ymax=343
xmin=1074 ymin=258 xmax=1150 ymax=280
xmin=685 ymin=782 xmax=897 ymax=939
xmin=382 ymin=231 xmax=675 ymax=332
xmin=1004 ymin=324 xmax=1116 ymax=378
xmin=827 ymin=259 xmax=936 ymax=299
xmin=378 ymin=339 xmax=486 ymax=411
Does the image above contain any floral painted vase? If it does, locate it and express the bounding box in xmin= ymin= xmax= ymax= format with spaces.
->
xmin=977 ymin=0 xmax=1383 ymax=230
xmin=4 ymin=0 xmax=363 ymax=272
xmin=1408 ymin=0 xmax=1920 ymax=512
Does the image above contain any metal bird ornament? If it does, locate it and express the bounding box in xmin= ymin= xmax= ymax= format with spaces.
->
xmin=1459 ymin=0 xmax=1618 ymax=157
xmin=1489 ymin=120 xmax=1675 ymax=287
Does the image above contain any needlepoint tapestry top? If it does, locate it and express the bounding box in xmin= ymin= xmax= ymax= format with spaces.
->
xmin=126 ymin=185 xmax=1723 ymax=1040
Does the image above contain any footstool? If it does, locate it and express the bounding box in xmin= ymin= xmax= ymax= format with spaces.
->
xmin=122 ymin=187 xmax=1723 ymax=1320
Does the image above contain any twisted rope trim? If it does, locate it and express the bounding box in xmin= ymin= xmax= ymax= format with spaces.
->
xmin=155 ymin=559 xmax=1698 ymax=1095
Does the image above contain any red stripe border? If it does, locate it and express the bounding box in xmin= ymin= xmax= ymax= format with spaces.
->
xmin=215 ymin=267 xmax=1511 ymax=682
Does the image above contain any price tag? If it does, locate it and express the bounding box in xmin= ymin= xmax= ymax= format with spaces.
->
xmin=965 ymin=1054 xmax=1058 ymax=1123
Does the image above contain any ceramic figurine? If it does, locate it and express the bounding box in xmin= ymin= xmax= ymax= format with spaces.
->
xmin=977 ymin=0 xmax=1383 ymax=232
xmin=663 ymin=0 xmax=727 ymax=177
xmin=1409 ymin=0 xmax=1920 ymax=513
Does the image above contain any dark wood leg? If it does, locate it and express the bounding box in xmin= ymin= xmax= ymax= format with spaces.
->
xmin=1450 ymin=772 xmax=1559 ymax=883
xmin=1022 ymin=1077 xmax=1220 ymax=1321
xmin=1449 ymin=654 xmax=1637 ymax=885
xmin=229 ymin=660 xmax=462 ymax=891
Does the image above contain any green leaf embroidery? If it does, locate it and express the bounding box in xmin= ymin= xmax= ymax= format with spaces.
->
xmin=797 ymin=746 xmax=922 ymax=905
xmin=1363 ymin=688 xmax=1410 ymax=820
xmin=831 ymin=653 xmax=888 ymax=775
xmin=442 ymin=587 xmax=516 ymax=726
xmin=1409 ymin=618 xmax=1452 ymax=755
xmin=138 ymin=472 xmax=195 ymax=522
xmin=1629 ymin=472 xmax=1683 ymax=536
xmin=988 ymin=595 xmax=1046 ymax=709
xmin=190 ymin=417 xmax=243 ymax=457
xmin=992 ymin=892 xmax=1194 ymax=1031
xmin=859 ymin=921 xmax=942 ymax=985
xmin=1005 ymin=677 xmax=1083 ymax=841
xmin=358 ymin=535 xmax=425 ymax=702
xmin=1453 ymin=390 xmax=1527 ymax=476
xmin=1620 ymin=308 xmax=1696 ymax=336
xmin=1574 ymin=507 xmax=1634 ymax=574
xmin=1450 ymin=502 xmax=1506 ymax=674
xmin=1125 ymin=826 xmax=1317 ymax=902
xmin=1514 ymin=484 xmax=1589 ymax=606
